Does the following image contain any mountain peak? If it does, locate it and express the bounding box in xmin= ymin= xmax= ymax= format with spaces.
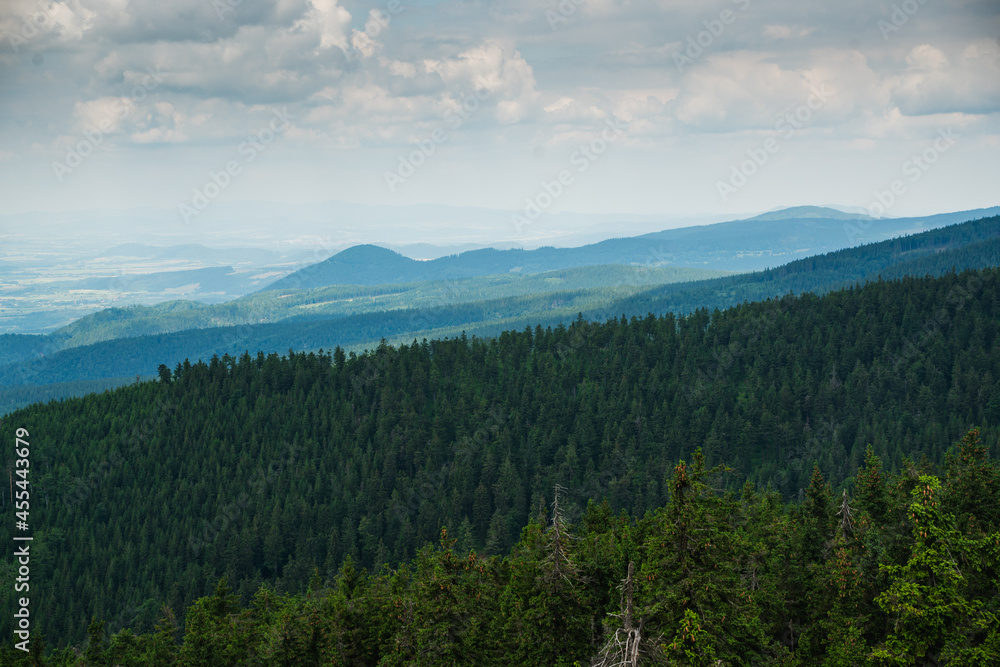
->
xmin=329 ymin=244 xmax=412 ymax=265
xmin=264 ymin=244 xmax=419 ymax=291
xmin=744 ymin=206 xmax=873 ymax=222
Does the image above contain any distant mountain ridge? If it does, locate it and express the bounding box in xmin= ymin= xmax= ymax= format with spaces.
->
xmin=743 ymin=205 xmax=873 ymax=221
xmin=598 ymin=214 xmax=1000 ymax=322
xmin=2 ymin=212 xmax=997 ymax=401
xmin=266 ymin=206 xmax=1000 ymax=291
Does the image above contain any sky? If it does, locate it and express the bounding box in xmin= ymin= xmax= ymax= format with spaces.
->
xmin=0 ymin=0 xmax=998 ymax=231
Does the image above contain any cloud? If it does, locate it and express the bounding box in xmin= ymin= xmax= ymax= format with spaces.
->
xmin=0 ymin=0 xmax=996 ymax=217
xmin=351 ymin=29 xmax=377 ymax=58
xmin=673 ymin=53 xmax=819 ymax=130
xmin=0 ymin=0 xmax=96 ymax=54
xmin=762 ymin=25 xmax=815 ymax=40
xmin=300 ymin=0 xmax=351 ymax=52
xmin=129 ymin=101 xmax=190 ymax=143
xmin=888 ymin=40 xmax=1000 ymax=116
xmin=417 ymin=42 xmax=539 ymax=124
xmin=73 ymin=97 xmax=126 ymax=133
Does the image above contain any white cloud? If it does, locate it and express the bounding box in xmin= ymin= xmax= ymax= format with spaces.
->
xmin=421 ymin=42 xmax=539 ymax=123
xmin=351 ymin=29 xmax=377 ymax=58
xmin=74 ymin=97 xmax=129 ymax=133
xmin=130 ymin=101 xmax=188 ymax=143
xmin=0 ymin=0 xmax=96 ymax=44
xmin=0 ymin=0 xmax=996 ymax=216
xmin=888 ymin=41 xmax=1000 ymax=115
xmin=385 ymin=59 xmax=416 ymax=78
xmin=544 ymin=96 xmax=574 ymax=113
xmin=302 ymin=0 xmax=351 ymax=52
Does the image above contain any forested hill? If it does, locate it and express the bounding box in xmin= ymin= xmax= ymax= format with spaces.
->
xmin=2 ymin=268 xmax=999 ymax=651
xmin=597 ymin=213 xmax=1000 ymax=320
xmin=9 ymin=438 xmax=997 ymax=666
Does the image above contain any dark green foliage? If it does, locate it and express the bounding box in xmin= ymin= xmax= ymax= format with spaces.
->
xmin=499 ymin=490 xmax=592 ymax=666
xmin=0 ymin=377 xmax=135 ymax=417
xmin=22 ymin=432 xmax=998 ymax=666
xmin=941 ymin=428 xmax=1000 ymax=533
xmin=2 ymin=267 xmax=1000 ymax=660
xmin=871 ymin=476 xmax=999 ymax=665
xmin=641 ymin=451 xmax=766 ymax=664
xmin=856 ymin=446 xmax=889 ymax=527
xmin=178 ymin=578 xmax=241 ymax=666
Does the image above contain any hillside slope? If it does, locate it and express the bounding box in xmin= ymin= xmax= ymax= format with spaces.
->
xmin=600 ymin=214 xmax=1000 ymax=320
xmin=2 ymin=267 xmax=999 ymax=648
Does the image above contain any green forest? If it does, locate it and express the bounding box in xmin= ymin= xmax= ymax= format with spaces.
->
xmin=3 ymin=436 xmax=998 ymax=665
xmin=44 ymin=264 xmax=726 ymax=352
xmin=2 ymin=267 xmax=999 ymax=664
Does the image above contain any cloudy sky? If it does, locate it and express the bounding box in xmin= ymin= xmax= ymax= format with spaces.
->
xmin=0 ymin=0 xmax=998 ymax=229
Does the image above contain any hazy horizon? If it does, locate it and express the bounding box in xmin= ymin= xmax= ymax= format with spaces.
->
xmin=7 ymin=200 xmax=998 ymax=255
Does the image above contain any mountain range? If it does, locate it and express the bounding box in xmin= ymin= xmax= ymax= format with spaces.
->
xmin=266 ymin=205 xmax=1000 ymax=291
xmin=1 ymin=207 xmax=998 ymax=416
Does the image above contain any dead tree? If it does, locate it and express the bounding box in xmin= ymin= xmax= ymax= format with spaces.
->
xmin=591 ymin=561 xmax=662 ymax=666
xmin=543 ymin=484 xmax=579 ymax=585
xmin=837 ymin=489 xmax=854 ymax=536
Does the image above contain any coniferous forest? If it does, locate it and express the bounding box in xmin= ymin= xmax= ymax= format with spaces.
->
xmin=2 ymin=268 xmax=1000 ymax=665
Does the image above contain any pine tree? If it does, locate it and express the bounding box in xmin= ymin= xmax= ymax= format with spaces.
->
xmin=84 ymin=618 xmax=107 ymax=666
xmin=499 ymin=486 xmax=591 ymax=666
xmin=142 ymin=606 xmax=179 ymax=665
xmin=855 ymin=445 xmax=889 ymax=527
xmin=178 ymin=577 xmax=242 ymax=667
xmin=871 ymin=475 xmax=1000 ymax=665
xmin=403 ymin=528 xmax=482 ymax=666
xmin=818 ymin=490 xmax=872 ymax=666
xmin=641 ymin=450 xmax=765 ymax=665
